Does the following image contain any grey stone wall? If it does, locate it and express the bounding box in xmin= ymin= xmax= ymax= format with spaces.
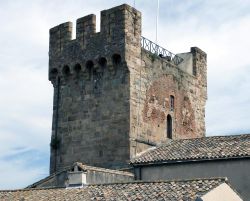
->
xmin=30 ymin=169 xmax=134 ymax=188
xmin=49 ymin=4 xmax=141 ymax=174
xmin=86 ymin=170 xmax=134 ymax=184
xmin=134 ymin=159 xmax=250 ymax=200
xmin=48 ymin=3 xmax=207 ymax=174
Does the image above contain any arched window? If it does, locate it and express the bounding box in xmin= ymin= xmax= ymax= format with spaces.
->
xmin=167 ymin=114 xmax=172 ymax=139
xmin=112 ymin=54 xmax=121 ymax=66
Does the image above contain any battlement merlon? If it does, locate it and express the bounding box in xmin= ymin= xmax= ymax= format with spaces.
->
xmin=177 ymin=46 xmax=207 ymax=100
xmin=49 ymin=4 xmax=141 ymax=57
xmin=191 ymin=47 xmax=207 ymax=100
xmin=49 ymin=22 xmax=73 ymax=56
xmin=76 ymin=14 xmax=96 ymax=48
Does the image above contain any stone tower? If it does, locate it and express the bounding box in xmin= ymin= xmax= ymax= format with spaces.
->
xmin=48 ymin=4 xmax=207 ymax=174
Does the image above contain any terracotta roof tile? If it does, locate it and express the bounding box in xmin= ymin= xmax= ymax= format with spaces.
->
xmin=0 ymin=178 xmax=226 ymax=200
xmin=131 ymin=134 xmax=250 ymax=164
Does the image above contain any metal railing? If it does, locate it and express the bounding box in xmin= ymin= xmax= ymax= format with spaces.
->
xmin=141 ymin=36 xmax=184 ymax=65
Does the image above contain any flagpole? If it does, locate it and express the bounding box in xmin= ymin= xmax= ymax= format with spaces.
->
xmin=156 ymin=0 xmax=159 ymax=44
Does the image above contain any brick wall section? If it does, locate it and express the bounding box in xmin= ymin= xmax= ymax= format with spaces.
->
xmin=129 ymin=48 xmax=207 ymax=156
xmin=48 ymin=4 xmax=207 ymax=173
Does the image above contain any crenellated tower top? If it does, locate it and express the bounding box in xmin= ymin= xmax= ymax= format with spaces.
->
xmin=49 ymin=4 xmax=141 ymax=83
xmin=48 ymin=4 xmax=207 ymax=174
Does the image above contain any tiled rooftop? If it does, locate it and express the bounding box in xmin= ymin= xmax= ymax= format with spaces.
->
xmin=72 ymin=162 xmax=133 ymax=176
xmin=27 ymin=162 xmax=134 ymax=188
xmin=131 ymin=134 xmax=250 ymax=164
xmin=0 ymin=178 xmax=226 ymax=201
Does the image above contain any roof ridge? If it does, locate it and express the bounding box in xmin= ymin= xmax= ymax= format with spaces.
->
xmin=172 ymin=134 xmax=250 ymax=142
xmin=75 ymin=162 xmax=134 ymax=176
xmin=0 ymin=177 xmax=227 ymax=192
xmin=131 ymin=134 xmax=250 ymax=164
xmin=206 ymin=133 xmax=250 ymax=138
xmin=28 ymin=162 xmax=134 ymax=188
xmin=147 ymin=134 xmax=250 ymax=148
xmin=0 ymin=186 xmax=64 ymax=192
xmin=88 ymin=177 xmax=227 ymax=186
xmin=26 ymin=165 xmax=72 ymax=188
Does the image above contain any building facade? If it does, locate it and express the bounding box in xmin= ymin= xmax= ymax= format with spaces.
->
xmin=131 ymin=135 xmax=250 ymax=200
xmin=0 ymin=3 xmax=247 ymax=201
xmin=48 ymin=4 xmax=207 ymax=174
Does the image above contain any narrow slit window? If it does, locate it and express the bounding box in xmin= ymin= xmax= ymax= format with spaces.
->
xmin=167 ymin=115 xmax=172 ymax=139
xmin=170 ymin=95 xmax=174 ymax=111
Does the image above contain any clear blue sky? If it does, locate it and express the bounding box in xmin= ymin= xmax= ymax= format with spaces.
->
xmin=0 ymin=0 xmax=250 ymax=189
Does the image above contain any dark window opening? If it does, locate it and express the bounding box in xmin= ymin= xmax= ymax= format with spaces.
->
xmin=74 ymin=63 xmax=81 ymax=74
xmin=170 ymin=95 xmax=175 ymax=111
xmin=62 ymin=65 xmax=70 ymax=76
xmin=167 ymin=114 xmax=172 ymax=139
xmin=50 ymin=68 xmax=58 ymax=78
xmin=71 ymin=166 xmax=81 ymax=172
xmin=98 ymin=57 xmax=107 ymax=68
xmin=112 ymin=54 xmax=122 ymax=65
xmin=193 ymin=65 xmax=197 ymax=76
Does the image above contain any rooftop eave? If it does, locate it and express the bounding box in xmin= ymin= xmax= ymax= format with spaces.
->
xmin=131 ymin=155 xmax=250 ymax=167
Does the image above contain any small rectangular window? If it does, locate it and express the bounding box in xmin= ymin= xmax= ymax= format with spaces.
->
xmin=170 ymin=95 xmax=174 ymax=111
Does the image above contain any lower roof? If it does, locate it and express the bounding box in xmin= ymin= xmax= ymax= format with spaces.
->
xmin=0 ymin=178 xmax=226 ymax=200
xmin=131 ymin=134 xmax=250 ymax=165
xmin=27 ymin=162 xmax=134 ymax=188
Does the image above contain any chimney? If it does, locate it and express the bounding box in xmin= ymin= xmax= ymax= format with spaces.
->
xmin=66 ymin=164 xmax=87 ymax=188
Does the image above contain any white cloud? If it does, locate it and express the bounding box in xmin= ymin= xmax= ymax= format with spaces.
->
xmin=0 ymin=0 xmax=249 ymax=189
xmin=0 ymin=151 xmax=48 ymax=190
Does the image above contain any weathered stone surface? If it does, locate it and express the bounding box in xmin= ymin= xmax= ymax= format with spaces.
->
xmin=129 ymin=48 xmax=207 ymax=157
xmin=48 ymin=4 xmax=207 ymax=174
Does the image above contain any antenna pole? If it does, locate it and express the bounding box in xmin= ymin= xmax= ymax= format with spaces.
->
xmin=134 ymin=0 xmax=135 ymax=8
xmin=156 ymin=0 xmax=160 ymax=44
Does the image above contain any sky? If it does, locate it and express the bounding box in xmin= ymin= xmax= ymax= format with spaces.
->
xmin=0 ymin=0 xmax=249 ymax=190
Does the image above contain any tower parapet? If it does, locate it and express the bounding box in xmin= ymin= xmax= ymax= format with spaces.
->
xmin=48 ymin=4 xmax=207 ymax=174
xmin=49 ymin=4 xmax=141 ymax=84
xmin=76 ymin=14 xmax=96 ymax=48
xmin=49 ymin=22 xmax=72 ymax=57
xmin=49 ymin=4 xmax=142 ymax=174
